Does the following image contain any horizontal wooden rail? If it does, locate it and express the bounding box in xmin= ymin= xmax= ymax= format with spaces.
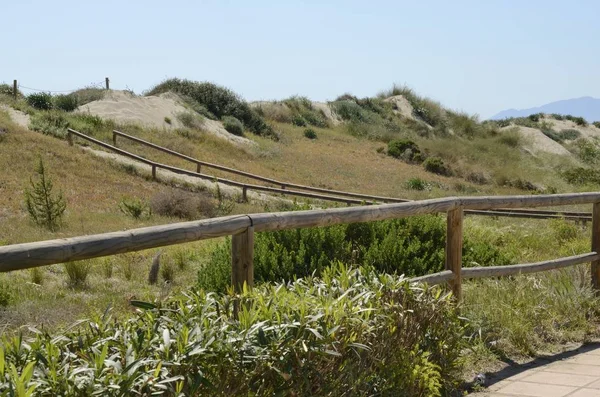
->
xmin=68 ymin=129 xmax=371 ymax=205
xmin=111 ymin=130 xmax=594 ymax=221
xmin=462 ymin=252 xmax=600 ymax=279
xmin=409 ymin=270 xmax=454 ymax=285
xmin=112 ymin=130 xmax=411 ymax=203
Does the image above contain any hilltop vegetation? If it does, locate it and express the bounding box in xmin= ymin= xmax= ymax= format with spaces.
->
xmin=2 ymin=79 xmax=600 ymax=394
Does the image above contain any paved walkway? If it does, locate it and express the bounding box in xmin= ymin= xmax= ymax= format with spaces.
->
xmin=473 ymin=344 xmax=600 ymax=396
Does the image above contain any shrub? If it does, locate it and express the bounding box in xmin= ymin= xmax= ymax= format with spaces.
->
xmin=24 ymin=159 xmax=67 ymax=231
xmin=26 ymin=92 xmax=53 ymax=110
xmin=101 ymin=258 xmax=113 ymax=279
xmin=496 ymin=129 xmax=521 ymax=147
xmin=466 ymin=171 xmax=489 ymax=185
xmin=147 ymin=78 xmax=274 ymax=138
xmin=291 ymin=114 xmax=307 ymax=126
xmin=176 ymin=111 xmax=202 ymax=129
xmin=119 ymin=197 xmax=151 ymax=219
xmin=64 ymin=261 xmax=91 ymax=287
xmin=0 ymin=265 xmax=466 ymax=395
xmin=28 ymin=111 xmax=69 ymax=138
xmin=222 ymin=115 xmax=244 ymax=136
xmin=53 ymin=94 xmax=78 ymax=112
xmin=593 ymin=121 xmax=600 ymax=128
xmin=528 ymin=113 xmax=542 ymax=122
xmin=283 ymin=96 xmax=329 ymax=127
xmin=332 ymin=100 xmax=371 ymax=123
xmin=558 ymin=129 xmax=581 ymax=141
xmin=198 ymin=212 xmax=511 ymax=292
xmin=562 ymin=167 xmax=600 ymax=185
xmin=303 ymin=128 xmax=317 ymax=139
xmin=387 ymin=139 xmax=423 ymax=162
xmin=161 ymin=260 xmax=175 ymax=282
xmin=550 ymin=113 xmax=565 ymax=120
xmin=423 ymin=156 xmax=451 ymax=176
xmin=164 ymin=116 xmax=172 ymax=125
xmin=405 ymin=177 xmax=431 ymax=191
xmin=573 ymin=139 xmax=600 ymax=164
xmin=0 ymin=83 xmax=21 ymax=98
xmin=150 ymin=189 xmax=216 ymax=220
xmin=565 ymin=114 xmax=587 ymax=126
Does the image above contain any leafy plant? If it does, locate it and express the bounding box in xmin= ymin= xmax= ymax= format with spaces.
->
xmin=565 ymin=114 xmax=587 ymax=126
xmin=222 ymin=116 xmax=244 ymax=136
xmin=423 ymin=156 xmax=451 ymax=176
xmin=387 ymin=139 xmax=424 ymax=162
xmin=53 ymin=94 xmax=78 ymax=112
xmin=30 ymin=268 xmax=44 ymax=285
xmin=26 ymin=92 xmax=53 ymax=110
xmin=593 ymin=121 xmax=600 ymax=129
xmin=405 ymin=177 xmax=431 ymax=191
xmin=164 ymin=116 xmax=172 ymax=125
xmin=0 ymin=281 xmax=12 ymax=307
xmin=0 ymin=265 xmax=466 ymax=395
xmin=303 ymin=128 xmax=317 ymax=139
xmin=161 ymin=260 xmax=175 ymax=282
xmin=150 ymin=189 xmax=216 ymax=220
xmin=119 ymin=197 xmax=151 ymax=219
xmin=291 ymin=114 xmax=307 ymax=126
xmin=24 ymin=159 xmax=67 ymax=231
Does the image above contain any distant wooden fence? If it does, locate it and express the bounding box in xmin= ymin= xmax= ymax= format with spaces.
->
xmin=2 ymin=193 xmax=600 ymax=301
xmin=71 ymin=129 xmax=593 ymax=222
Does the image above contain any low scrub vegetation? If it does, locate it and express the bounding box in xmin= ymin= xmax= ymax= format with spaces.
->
xmin=150 ymin=189 xmax=216 ymax=220
xmin=26 ymin=92 xmax=53 ymax=110
xmin=146 ymin=78 xmax=275 ymax=138
xmin=198 ymin=212 xmax=512 ymax=292
xmin=119 ymin=197 xmax=152 ymax=219
xmin=387 ymin=139 xmax=424 ymax=163
xmin=221 ymin=115 xmax=244 ymax=136
xmin=24 ymin=159 xmax=67 ymax=231
xmin=423 ymin=156 xmax=451 ymax=176
xmin=0 ymin=265 xmax=465 ymax=395
xmin=303 ymin=128 xmax=317 ymax=139
xmin=283 ymin=96 xmax=329 ymax=128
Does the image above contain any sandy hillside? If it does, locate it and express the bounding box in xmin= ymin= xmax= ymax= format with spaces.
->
xmin=78 ymin=91 xmax=255 ymax=146
xmin=383 ymin=95 xmax=417 ymax=121
xmin=250 ymin=100 xmax=342 ymax=126
xmin=501 ymin=125 xmax=571 ymax=156
xmin=0 ymin=105 xmax=30 ymax=129
xmin=540 ymin=117 xmax=600 ymax=140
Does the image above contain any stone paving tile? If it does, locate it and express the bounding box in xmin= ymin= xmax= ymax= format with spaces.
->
xmin=495 ymin=381 xmax=576 ymax=396
xmin=568 ymin=389 xmax=600 ymax=397
xmin=545 ymin=362 xmax=600 ymax=376
xmin=585 ymin=379 xmax=600 ymax=389
xmin=566 ymin=356 xmax=600 ymax=366
xmin=519 ymin=371 xmax=598 ymax=387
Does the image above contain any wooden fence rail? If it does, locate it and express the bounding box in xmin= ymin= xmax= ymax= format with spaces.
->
xmin=2 ymin=192 xmax=600 ymax=300
xmin=109 ymin=129 xmax=593 ymax=222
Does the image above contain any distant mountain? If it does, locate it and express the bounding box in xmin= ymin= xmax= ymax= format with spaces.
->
xmin=490 ymin=96 xmax=600 ymax=122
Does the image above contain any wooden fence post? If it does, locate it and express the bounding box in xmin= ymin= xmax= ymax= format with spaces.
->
xmin=67 ymin=130 xmax=73 ymax=146
xmin=13 ymin=80 xmax=17 ymax=99
xmin=112 ymin=131 xmax=117 ymax=146
xmin=591 ymin=202 xmax=600 ymax=292
xmin=242 ymin=186 xmax=248 ymax=202
xmin=151 ymin=165 xmax=156 ymax=179
xmin=196 ymin=163 xmax=201 ymax=174
xmin=446 ymin=207 xmax=463 ymax=301
xmin=105 ymin=77 xmax=110 ymax=90
xmin=231 ymin=227 xmax=254 ymax=293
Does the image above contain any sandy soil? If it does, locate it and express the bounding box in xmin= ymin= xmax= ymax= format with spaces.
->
xmin=77 ymin=91 xmax=255 ymax=147
xmin=383 ymin=95 xmax=417 ymax=121
xmin=540 ymin=117 xmax=600 ymax=140
xmin=501 ymin=125 xmax=571 ymax=156
xmin=0 ymin=105 xmax=30 ymax=129
xmin=312 ymin=102 xmax=342 ymax=126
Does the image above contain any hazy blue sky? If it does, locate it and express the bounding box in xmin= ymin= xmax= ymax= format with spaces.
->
xmin=4 ymin=0 xmax=599 ymax=118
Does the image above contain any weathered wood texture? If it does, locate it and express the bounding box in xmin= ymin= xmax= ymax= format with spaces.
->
xmin=409 ymin=270 xmax=454 ymax=285
xmin=462 ymin=252 xmax=600 ymax=279
xmin=592 ymin=203 xmax=600 ymax=290
xmin=231 ymin=227 xmax=254 ymax=292
xmin=13 ymin=80 xmax=17 ymax=99
xmin=446 ymin=208 xmax=463 ymax=300
xmin=0 ymin=215 xmax=252 ymax=271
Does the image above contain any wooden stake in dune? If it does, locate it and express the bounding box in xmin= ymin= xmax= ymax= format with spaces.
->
xmin=592 ymin=202 xmax=600 ymax=292
xmin=105 ymin=77 xmax=110 ymax=90
xmin=446 ymin=207 xmax=463 ymax=301
xmin=13 ymin=80 xmax=17 ymax=99
xmin=231 ymin=227 xmax=254 ymax=293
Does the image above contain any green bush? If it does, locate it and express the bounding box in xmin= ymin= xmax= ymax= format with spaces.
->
xmin=291 ymin=114 xmax=307 ymax=126
xmin=303 ymin=128 xmax=317 ymax=139
xmin=26 ymin=92 xmax=53 ymax=110
xmin=198 ymin=212 xmax=512 ymax=292
xmin=572 ymin=140 xmax=600 ymax=164
xmin=558 ymin=129 xmax=581 ymax=141
xmin=565 ymin=114 xmax=587 ymax=126
xmin=147 ymin=78 xmax=274 ymax=138
xmin=0 ymin=280 xmax=12 ymax=307
xmin=593 ymin=121 xmax=600 ymax=128
xmin=0 ymin=265 xmax=466 ymax=395
xmin=423 ymin=156 xmax=451 ymax=176
xmin=387 ymin=139 xmax=423 ymax=162
xmin=53 ymin=94 xmax=78 ymax=112
xmin=404 ymin=177 xmax=431 ymax=191
xmin=71 ymin=87 xmax=105 ymax=105
xmin=562 ymin=167 xmax=600 ymax=185
xmin=528 ymin=113 xmax=542 ymax=122
xmin=497 ymin=130 xmax=521 ymax=147
xmin=150 ymin=189 xmax=216 ymax=220
xmin=284 ymin=96 xmax=329 ymax=128
xmin=222 ymin=115 xmax=244 ymax=136
xmin=0 ymin=83 xmax=21 ymax=98
xmin=550 ymin=113 xmax=565 ymax=120
xmin=119 ymin=197 xmax=151 ymax=219
xmin=332 ymin=100 xmax=371 ymax=123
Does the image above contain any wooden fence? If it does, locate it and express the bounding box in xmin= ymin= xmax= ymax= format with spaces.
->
xmin=2 ymin=193 xmax=600 ymax=301
xmin=71 ymin=128 xmax=593 ymax=222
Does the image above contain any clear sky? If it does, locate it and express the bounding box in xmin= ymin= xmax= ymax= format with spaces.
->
xmin=4 ymin=0 xmax=600 ymax=118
